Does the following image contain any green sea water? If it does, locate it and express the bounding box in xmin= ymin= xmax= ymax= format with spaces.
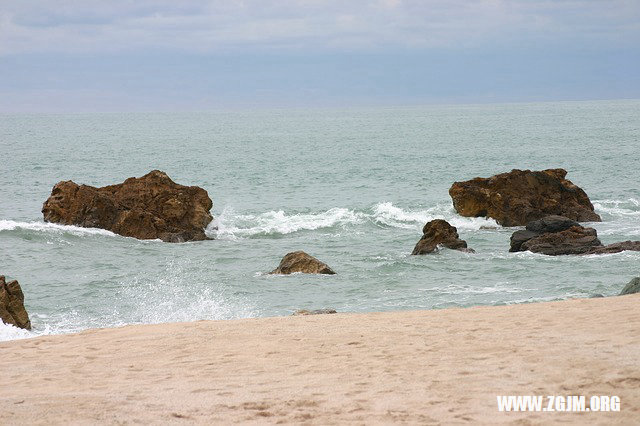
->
xmin=1 ymin=100 xmax=639 ymax=340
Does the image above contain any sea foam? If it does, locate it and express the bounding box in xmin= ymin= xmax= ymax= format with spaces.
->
xmin=0 ymin=220 xmax=117 ymax=237
xmin=0 ymin=321 xmax=35 ymax=342
xmin=209 ymin=202 xmax=498 ymax=239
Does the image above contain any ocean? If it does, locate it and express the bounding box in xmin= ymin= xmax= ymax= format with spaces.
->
xmin=1 ymin=100 xmax=639 ymax=341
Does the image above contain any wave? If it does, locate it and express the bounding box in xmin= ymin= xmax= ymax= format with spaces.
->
xmin=593 ymin=198 xmax=640 ymax=218
xmin=209 ymin=202 xmax=498 ymax=239
xmin=372 ymin=202 xmax=498 ymax=230
xmin=209 ymin=206 xmax=367 ymax=238
xmin=0 ymin=220 xmax=117 ymax=237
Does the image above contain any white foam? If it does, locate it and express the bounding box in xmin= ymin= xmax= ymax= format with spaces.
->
xmin=593 ymin=198 xmax=640 ymax=218
xmin=210 ymin=202 xmax=499 ymax=238
xmin=372 ymin=202 xmax=498 ymax=230
xmin=210 ymin=206 xmax=367 ymax=239
xmin=0 ymin=220 xmax=117 ymax=237
xmin=0 ymin=321 xmax=35 ymax=342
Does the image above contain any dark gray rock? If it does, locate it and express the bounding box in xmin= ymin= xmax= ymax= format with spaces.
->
xmin=525 ymin=215 xmax=580 ymax=234
xmin=620 ymin=277 xmax=640 ymax=296
xmin=509 ymin=230 xmax=540 ymax=252
xmin=292 ymin=309 xmax=337 ymax=316
xmin=586 ymin=241 xmax=640 ymax=255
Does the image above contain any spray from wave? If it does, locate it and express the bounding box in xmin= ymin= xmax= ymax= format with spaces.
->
xmin=0 ymin=259 xmax=258 ymax=342
xmin=116 ymin=259 xmax=258 ymax=324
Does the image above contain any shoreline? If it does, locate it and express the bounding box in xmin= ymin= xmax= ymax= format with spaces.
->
xmin=2 ymin=295 xmax=640 ymax=424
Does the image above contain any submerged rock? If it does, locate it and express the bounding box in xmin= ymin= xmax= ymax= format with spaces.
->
xmin=510 ymin=215 xmax=640 ymax=256
xmin=0 ymin=276 xmax=31 ymax=330
xmin=270 ymin=251 xmax=336 ymax=275
xmin=620 ymin=277 xmax=640 ymax=296
xmin=586 ymin=241 xmax=640 ymax=255
xmin=292 ymin=309 xmax=337 ymax=316
xmin=42 ymin=170 xmax=213 ymax=242
xmin=412 ymin=219 xmax=473 ymax=255
xmin=449 ymin=169 xmax=601 ymax=226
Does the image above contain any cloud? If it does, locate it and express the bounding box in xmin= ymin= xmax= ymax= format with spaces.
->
xmin=0 ymin=0 xmax=638 ymax=55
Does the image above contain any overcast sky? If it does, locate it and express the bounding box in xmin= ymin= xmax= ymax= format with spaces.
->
xmin=1 ymin=0 xmax=639 ymax=112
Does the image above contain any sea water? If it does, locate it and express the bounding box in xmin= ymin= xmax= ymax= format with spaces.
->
xmin=1 ymin=100 xmax=639 ymax=341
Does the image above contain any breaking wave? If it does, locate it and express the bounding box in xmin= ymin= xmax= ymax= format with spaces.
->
xmin=593 ymin=198 xmax=640 ymax=219
xmin=0 ymin=220 xmax=117 ymax=237
xmin=209 ymin=202 xmax=498 ymax=239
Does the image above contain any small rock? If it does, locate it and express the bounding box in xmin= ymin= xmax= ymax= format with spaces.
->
xmin=586 ymin=241 xmax=640 ymax=255
xmin=412 ymin=219 xmax=473 ymax=255
xmin=620 ymin=277 xmax=640 ymax=296
xmin=292 ymin=309 xmax=337 ymax=316
xmin=270 ymin=251 xmax=336 ymax=275
xmin=0 ymin=276 xmax=31 ymax=330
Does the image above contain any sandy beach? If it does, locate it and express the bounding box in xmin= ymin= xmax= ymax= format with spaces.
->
xmin=2 ymin=295 xmax=639 ymax=425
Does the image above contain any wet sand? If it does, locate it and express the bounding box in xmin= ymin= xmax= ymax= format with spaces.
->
xmin=2 ymin=295 xmax=639 ymax=424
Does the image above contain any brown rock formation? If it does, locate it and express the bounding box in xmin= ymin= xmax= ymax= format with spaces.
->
xmin=510 ymin=216 xmax=640 ymax=256
xmin=586 ymin=241 xmax=640 ymax=255
xmin=411 ymin=219 xmax=473 ymax=255
xmin=270 ymin=251 xmax=336 ymax=275
xmin=42 ymin=170 xmax=213 ymax=242
xmin=521 ymin=226 xmax=602 ymax=255
xmin=0 ymin=276 xmax=31 ymax=330
xmin=449 ymin=169 xmax=601 ymax=226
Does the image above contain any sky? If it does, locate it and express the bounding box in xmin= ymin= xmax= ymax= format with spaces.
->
xmin=0 ymin=0 xmax=639 ymax=112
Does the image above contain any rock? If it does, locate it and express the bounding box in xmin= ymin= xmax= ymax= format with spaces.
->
xmin=0 ymin=276 xmax=31 ymax=330
xmin=292 ymin=309 xmax=337 ymax=316
xmin=586 ymin=241 xmax=640 ymax=255
xmin=509 ymin=230 xmax=540 ymax=252
xmin=270 ymin=251 xmax=336 ymax=275
xmin=510 ymin=215 xmax=580 ymax=252
xmin=449 ymin=169 xmax=601 ymax=226
xmin=511 ymin=216 xmax=640 ymax=256
xmin=525 ymin=215 xmax=580 ymax=234
xmin=521 ymin=226 xmax=602 ymax=255
xmin=411 ymin=219 xmax=473 ymax=255
xmin=42 ymin=170 xmax=213 ymax=242
xmin=620 ymin=277 xmax=640 ymax=295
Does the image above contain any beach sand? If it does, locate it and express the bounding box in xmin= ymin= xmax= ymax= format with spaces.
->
xmin=1 ymin=295 xmax=639 ymax=425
